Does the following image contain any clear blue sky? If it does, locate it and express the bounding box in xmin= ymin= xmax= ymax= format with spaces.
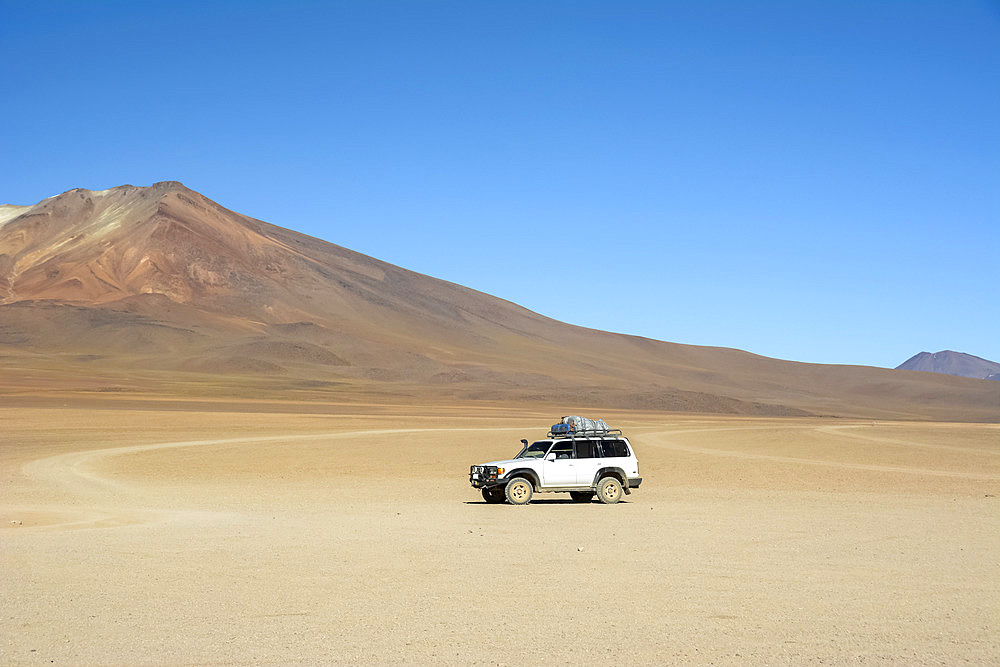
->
xmin=2 ymin=1 xmax=998 ymax=368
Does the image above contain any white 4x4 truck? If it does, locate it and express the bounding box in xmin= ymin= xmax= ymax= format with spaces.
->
xmin=469 ymin=425 xmax=641 ymax=505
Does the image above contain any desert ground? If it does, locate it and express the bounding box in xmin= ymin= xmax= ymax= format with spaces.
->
xmin=2 ymin=401 xmax=998 ymax=665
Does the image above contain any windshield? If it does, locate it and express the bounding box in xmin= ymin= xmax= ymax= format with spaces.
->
xmin=516 ymin=441 xmax=552 ymax=459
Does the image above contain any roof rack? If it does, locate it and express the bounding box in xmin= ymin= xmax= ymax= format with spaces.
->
xmin=547 ymin=428 xmax=623 ymax=439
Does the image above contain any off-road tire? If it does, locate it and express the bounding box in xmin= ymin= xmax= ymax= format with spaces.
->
xmin=482 ymin=486 xmax=505 ymax=504
xmin=570 ymin=491 xmax=594 ymax=503
xmin=597 ymin=477 xmax=623 ymax=504
xmin=505 ymin=477 xmax=534 ymax=505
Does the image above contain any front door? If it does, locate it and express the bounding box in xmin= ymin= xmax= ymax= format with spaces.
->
xmin=541 ymin=440 xmax=576 ymax=486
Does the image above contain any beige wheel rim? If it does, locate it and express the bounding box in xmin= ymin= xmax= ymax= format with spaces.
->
xmin=510 ymin=481 xmax=530 ymax=502
xmin=603 ymin=481 xmax=620 ymax=501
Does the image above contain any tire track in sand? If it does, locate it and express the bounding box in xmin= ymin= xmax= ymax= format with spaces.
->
xmin=642 ymin=424 xmax=1000 ymax=481
xmin=817 ymin=424 xmax=1000 ymax=456
xmin=14 ymin=427 xmax=525 ymax=532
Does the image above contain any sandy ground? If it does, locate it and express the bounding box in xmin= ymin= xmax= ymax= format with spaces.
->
xmin=1 ymin=404 xmax=998 ymax=665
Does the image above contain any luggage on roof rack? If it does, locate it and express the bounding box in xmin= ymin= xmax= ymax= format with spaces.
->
xmin=548 ymin=415 xmax=620 ymax=438
xmin=563 ymin=415 xmax=609 ymax=432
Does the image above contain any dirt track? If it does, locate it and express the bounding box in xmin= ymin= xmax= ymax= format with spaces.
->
xmin=2 ymin=406 xmax=998 ymax=664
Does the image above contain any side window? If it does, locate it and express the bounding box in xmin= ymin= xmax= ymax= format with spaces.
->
xmin=574 ymin=440 xmax=595 ymax=458
xmin=550 ymin=441 xmax=574 ymax=460
xmin=601 ymin=440 xmax=630 ymax=458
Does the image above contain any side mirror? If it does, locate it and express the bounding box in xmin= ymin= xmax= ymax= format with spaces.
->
xmin=545 ymin=453 xmax=556 ymax=462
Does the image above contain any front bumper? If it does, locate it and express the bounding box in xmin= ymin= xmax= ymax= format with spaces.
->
xmin=470 ymin=465 xmax=503 ymax=488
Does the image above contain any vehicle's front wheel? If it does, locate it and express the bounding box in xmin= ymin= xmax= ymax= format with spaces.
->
xmin=482 ymin=486 xmax=505 ymax=504
xmin=597 ymin=477 xmax=623 ymax=504
xmin=570 ymin=491 xmax=594 ymax=503
xmin=505 ymin=477 xmax=534 ymax=505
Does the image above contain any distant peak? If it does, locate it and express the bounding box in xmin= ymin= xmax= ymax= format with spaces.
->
xmin=896 ymin=350 xmax=1000 ymax=380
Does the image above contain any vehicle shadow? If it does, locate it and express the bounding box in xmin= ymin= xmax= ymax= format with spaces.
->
xmin=464 ymin=499 xmax=631 ymax=505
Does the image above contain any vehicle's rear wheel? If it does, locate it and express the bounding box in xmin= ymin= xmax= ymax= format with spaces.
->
xmin=482 ymin=486 xmax=505 ymax=504
xmin=597 ymin=477 xmax=623 ymax=504
xmin=505 ymin=477 xmax=533 ymax=505
xmin=570 ymin=491 xmax=594 ymax=503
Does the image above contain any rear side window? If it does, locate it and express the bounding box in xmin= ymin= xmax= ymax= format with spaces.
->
xmin=574 ymin=440 xmax=596 ymax=458
xmin=600 ymin=440 xmax=630 ymax=458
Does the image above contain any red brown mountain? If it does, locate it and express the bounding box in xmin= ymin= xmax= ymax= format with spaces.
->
xmin=1 ymin=182 xmax=997 ymax=420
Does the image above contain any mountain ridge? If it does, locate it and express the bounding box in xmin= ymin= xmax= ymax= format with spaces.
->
xmin=1 ymin=182 xmax=997 ymax=421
